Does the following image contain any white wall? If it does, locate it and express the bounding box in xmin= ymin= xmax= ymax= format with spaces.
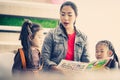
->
xmin=68 ymin=0 xmax=120 ymax=61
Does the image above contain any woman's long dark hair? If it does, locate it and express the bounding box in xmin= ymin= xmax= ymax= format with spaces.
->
xmin=60 ymin=1 xmax=78 ymax=16
xmin=60 ymin=1 xmax=78 ymax=25
xmin=96 ymin=40 xmax=120 ymax=69
xmin=19 ymin=19 xmax=41 ymax=63
xmin=59 ymin=1 xmax=78 ymax=38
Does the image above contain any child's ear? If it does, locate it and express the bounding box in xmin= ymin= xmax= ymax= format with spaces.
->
xmin=108 ymin=50 xmax=113 ymax=57
xmin=28 ymin=35 xmax=33 ymax=41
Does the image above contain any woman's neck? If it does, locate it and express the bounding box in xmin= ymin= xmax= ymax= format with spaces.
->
xmin=66 ymin=26 xmax=75 ymax=34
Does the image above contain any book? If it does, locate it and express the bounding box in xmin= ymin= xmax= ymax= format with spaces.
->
xmin=86 ymin=59 xmax=110 ymax=71
xmin=57 ymin=59 xmax=88 ymax=72
xmin=57 ymin=59 xmax=110 ymax=72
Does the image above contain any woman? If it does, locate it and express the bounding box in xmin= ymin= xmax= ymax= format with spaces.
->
xmin=42 ymin=1 xmax=89 ymax=72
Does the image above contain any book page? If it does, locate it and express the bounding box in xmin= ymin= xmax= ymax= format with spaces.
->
xmin=57 ymin=59 xmax=88 ymax=72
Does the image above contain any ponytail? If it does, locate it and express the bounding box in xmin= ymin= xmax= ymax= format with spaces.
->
xmin=113 ymin=53 xmax=120 ymax=68
xmin=108 ymin=41 xmax=120 ymax=69
xmin=19 ymin=19 xmax=33 ymax=63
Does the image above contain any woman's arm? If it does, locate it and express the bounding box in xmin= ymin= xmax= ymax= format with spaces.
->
xmin=80 ymin=36 xmax=90 ymax=62
xmin=41 ymin=30 xmax=57 ymax=70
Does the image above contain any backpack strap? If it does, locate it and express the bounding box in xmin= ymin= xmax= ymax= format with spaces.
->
xmin=19 ymin=48 xmax=26 ymax=70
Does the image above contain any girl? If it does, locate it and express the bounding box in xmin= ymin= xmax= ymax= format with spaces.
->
xmin=12 ymin=20 xmax=43 ymax=74
xmin=95 ymin=40 xmax=120 ymax=69
xmin=42 ymin=1 xmax=89 ymax=72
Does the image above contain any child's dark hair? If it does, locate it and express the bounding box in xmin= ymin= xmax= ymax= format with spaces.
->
xmin=19 ymin=19 xmax=41 ymax=63
xmin=96 ymin=40 xmax=120 ymax=69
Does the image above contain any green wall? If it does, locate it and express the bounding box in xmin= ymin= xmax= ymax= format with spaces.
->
xmin=0 ymin=14 xmax=58 ymax=28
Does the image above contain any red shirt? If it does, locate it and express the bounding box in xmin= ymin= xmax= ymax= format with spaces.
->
xmin=65 ymin=32 xmax=76 ymax=60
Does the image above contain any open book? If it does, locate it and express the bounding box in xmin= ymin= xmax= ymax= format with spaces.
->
xmin=57 ymin=59 xmax=110 ymax=72
xmin=57 ymin=59 xmax=88 ymax=72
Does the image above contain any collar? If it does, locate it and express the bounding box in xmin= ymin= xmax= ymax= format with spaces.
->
xmin=56 ymin=23 xmax=84 ymax=39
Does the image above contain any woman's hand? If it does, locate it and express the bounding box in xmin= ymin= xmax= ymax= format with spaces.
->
xmin=50 ymin=65 xmax=65 ymax=74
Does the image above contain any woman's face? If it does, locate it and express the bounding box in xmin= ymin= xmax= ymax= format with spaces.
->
xmin=95 ymin=44 xmax=111 ymax=60
xmin=60 ymin=5 xmax=77 ymax=29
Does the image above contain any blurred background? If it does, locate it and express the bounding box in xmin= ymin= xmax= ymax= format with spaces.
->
xmin=0 ymin=0 xmax=120 ymax=79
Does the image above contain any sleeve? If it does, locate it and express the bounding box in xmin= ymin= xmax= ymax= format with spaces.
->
xmin=41 ymin=30 xmax=57 ymax=70
xmin=80 ymin=35 xmax=90 ymax=63
xmin=12 ymin=50 xmax=23 ymax=74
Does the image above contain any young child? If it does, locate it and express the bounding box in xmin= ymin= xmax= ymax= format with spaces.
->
xmin=12 ymin=20 xmax=43 ymax=74
xmin=95 ymin=40 xmax=120 ymax=69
